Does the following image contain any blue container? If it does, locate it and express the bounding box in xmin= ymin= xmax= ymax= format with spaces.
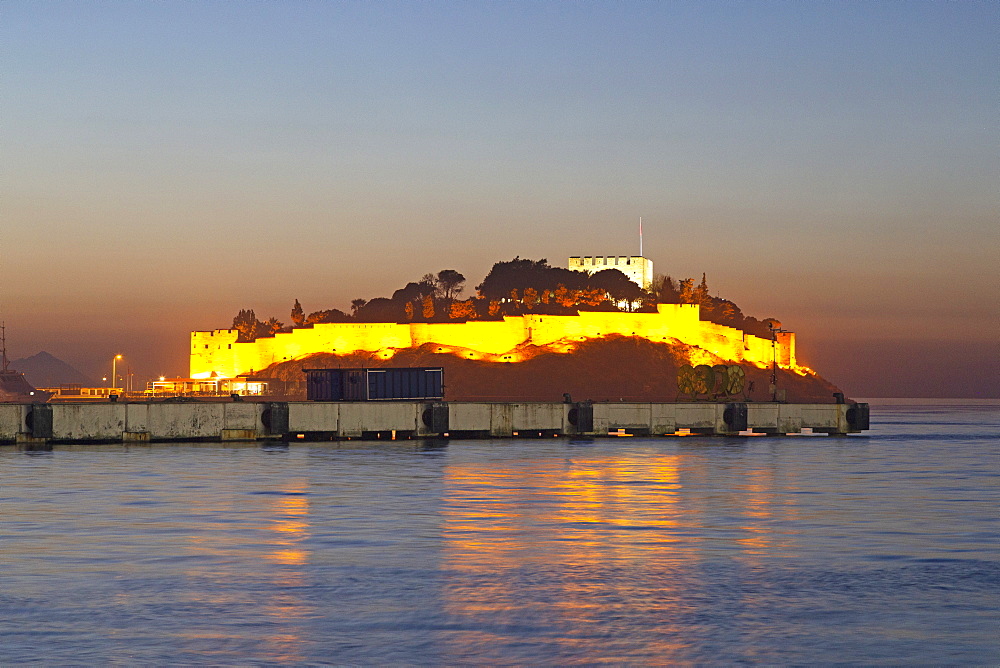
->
xmin=304 ymin=368 xmax=444 ymax=401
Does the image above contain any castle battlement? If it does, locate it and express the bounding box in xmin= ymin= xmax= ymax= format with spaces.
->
xmin=190 ymin=303 xmax=796 ymax=379
xmin=567 ymin=255 xmax=653 ymax=289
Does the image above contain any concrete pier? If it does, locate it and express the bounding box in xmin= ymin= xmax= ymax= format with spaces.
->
xmin=0 ymin=400 xmax=869 ymax=444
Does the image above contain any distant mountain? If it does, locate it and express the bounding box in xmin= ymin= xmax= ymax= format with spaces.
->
xmin=9 ymin=352 xmax=92 ymax=387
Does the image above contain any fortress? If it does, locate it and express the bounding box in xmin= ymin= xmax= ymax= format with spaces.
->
xmin=190 ymin=303 xmax=797 ymax=379
xmin=568 ymin=255 xmax=653 ymax=289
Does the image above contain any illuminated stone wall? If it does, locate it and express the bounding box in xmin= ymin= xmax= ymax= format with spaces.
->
xmin=567 ymin=255 xmax=653 ymax=289
xmin=190 ymin=303 xmax=797 ymax=378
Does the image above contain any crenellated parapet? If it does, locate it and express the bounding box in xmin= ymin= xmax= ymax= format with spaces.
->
xmin=190 ymin=303 xmax=797 ymax=378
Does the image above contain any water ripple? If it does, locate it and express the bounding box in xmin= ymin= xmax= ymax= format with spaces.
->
xmin=0 ymin=402 xmax=997 ymax=664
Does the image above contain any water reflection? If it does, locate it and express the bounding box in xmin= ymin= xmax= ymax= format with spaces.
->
xmin=2 ymin=410 xmax=996 ymax=664
xmin=266 ymin=490 xmax=310 ymax=566
xmin=440 ymin=453 xmax=688 ymax=659
xmin=437 ymin=446 xmax=817 ymax=660
xmin=736 ymin=467 xmax=778 ymax=557
xmin=176 ymin=479 xmax=313 ymax=663
xmin=262 ymin=487 xmax=311 ymax=662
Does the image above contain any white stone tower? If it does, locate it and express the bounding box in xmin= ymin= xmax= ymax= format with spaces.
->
xmin=567 ymin=256 xmax=653 ymax=289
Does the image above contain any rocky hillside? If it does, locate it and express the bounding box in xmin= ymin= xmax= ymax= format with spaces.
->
xmin=259 ymin=335 xmax=845 ymax=403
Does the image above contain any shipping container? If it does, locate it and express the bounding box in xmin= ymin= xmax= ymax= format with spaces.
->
xmin=304 ymin=367 xmax=444 ymax=401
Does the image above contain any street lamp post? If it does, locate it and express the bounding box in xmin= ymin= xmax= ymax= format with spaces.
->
xmin=111 ymin=354 xmax=122 ymax=392
xmin=768 ymin=324 xmax=788 ymax=402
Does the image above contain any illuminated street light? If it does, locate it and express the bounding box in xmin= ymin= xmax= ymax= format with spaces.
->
xmin=111 ymin=354 xmax=122 ymax=392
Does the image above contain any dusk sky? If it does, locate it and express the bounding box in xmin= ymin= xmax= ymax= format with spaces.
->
xmin=3 ymin=1 xmax=997 ymax=397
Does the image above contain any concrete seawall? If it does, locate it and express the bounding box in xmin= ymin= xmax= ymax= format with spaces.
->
xmin=0 ymin=401 xmax=869 ymax=444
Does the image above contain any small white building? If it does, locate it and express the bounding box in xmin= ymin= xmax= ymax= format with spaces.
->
xmin=568 ymin=255 xmax=653 ymax=289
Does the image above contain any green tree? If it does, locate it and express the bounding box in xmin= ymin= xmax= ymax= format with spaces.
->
xmin=646 ymin=274 xmax=679 ymax=304
xmin=693 ymin=273 xmax=711 ymax=310
xmin=350 ymin=298 xmax=367 ymax=316
xmin=291 ymin=299 xmax=305 ymax=327
xmin=436 ymin=269 xmax=466 ymax=300
xmin=391 ymin=279 xmax=436 ymax=321
xmin=587 ymin=269 xmax=643 ymax=308
xmin=476 ymin=257 xmax=587 ymax=300
xmin=523 ymin=287 xmax=539 ymax=310
xmin=449 ymin=299 xmax=477 ymax=320
xmin=232 ymin=309 xmax=284 ymax=340
xmin=678 ymin=278 xmax=695 ymax=304
xmin=264 ymin=317 xmax=284 ymax=336
xmin=554 ymin=285 xmax=574 ymax=308
xmin=420 ymin=274 xmax=439 ymax=297
xmin=232 ymin=309 xmax=258 ymax=342
xmin=392 ymin=281 xmax=433 ymax=303
xmin=355 ymin=298 xmax=396 ymax=322
xmin=306 ymin=309 xmax=350 ymax=324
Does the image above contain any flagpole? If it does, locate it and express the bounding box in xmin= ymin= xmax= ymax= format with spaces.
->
xmin=639 ymin=217 xmax=643 ymax=257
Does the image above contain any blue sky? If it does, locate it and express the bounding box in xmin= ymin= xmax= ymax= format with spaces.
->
xmin=3 ymin=1 xmax=997 ymax=396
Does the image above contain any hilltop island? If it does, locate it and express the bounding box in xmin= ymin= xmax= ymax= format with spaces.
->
xmin=190 ymin=258 xmax=845 ymax=403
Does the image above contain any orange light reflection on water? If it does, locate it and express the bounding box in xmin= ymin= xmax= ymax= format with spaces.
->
xmin=178 ymin=482 xmax=312 ymax=663
xmin=259 ymin=487 xmax=311 ymax=662
xmin=267 ymin=494 xmax=310 ymax=566
xmin=441 ymin=455 xmax=691 ymax=657
xmin=438 ymin=451 xmax=804 ymax=660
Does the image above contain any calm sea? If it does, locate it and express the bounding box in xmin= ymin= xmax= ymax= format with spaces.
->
xmin=1 ymin=399 xmax=997 ymax=665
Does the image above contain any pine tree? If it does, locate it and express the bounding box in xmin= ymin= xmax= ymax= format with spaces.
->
xmin=291 ymin=299 xmax=305 ymax=327
xmin=232 ymin=309 xmax=258 ymax=342
xmin=678 ymin=278 xmax=695 ymax=304
xmin=694 ymin=273 xmax=710 ymax=307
